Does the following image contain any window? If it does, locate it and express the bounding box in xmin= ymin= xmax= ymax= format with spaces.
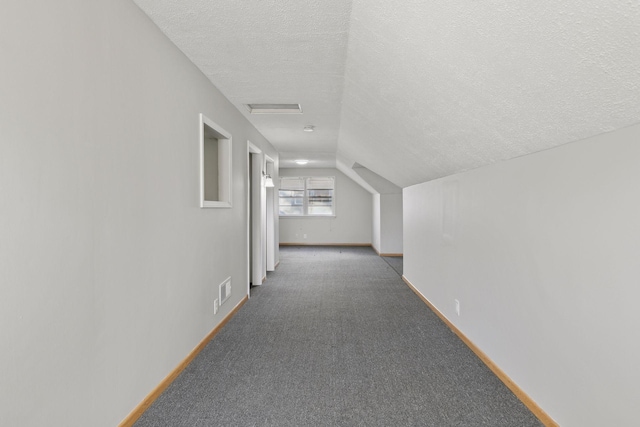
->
xmin=279 ymin=176 xmax=335 ymax=216
xmin=199 ymin=113 xmax=232 ymax=208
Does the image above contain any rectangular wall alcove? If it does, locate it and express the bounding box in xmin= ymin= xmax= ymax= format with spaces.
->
xmin=200 ymin=113 xmax=232 ymax=208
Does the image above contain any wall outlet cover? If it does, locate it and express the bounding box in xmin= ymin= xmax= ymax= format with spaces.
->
xmin=219 ymin=277 xmax=232 ymax=305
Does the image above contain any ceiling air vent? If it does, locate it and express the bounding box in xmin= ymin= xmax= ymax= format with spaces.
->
xmin=245 ymin=104 xmax=303 ymax=114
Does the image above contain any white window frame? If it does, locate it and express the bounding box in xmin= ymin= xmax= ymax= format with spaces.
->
xmin=279 ymin=176 xmax=335 ymax=217
xmin=199 ymin=113 xmax=232 ymax=208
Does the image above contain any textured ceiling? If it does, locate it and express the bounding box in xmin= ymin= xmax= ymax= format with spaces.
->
xmin=339 ymin=0 xmax=640 ymax=187
xmin=133 ymin=0 xmax=640 ymax=188
xmin=132 ymin=0 xmax=351 ymax=158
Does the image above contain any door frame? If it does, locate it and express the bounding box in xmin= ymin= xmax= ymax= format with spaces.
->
xmin=265 ymin=156 xmax=276 ymax=271
xmin=247 ymin=142 xmax=264 ymax=296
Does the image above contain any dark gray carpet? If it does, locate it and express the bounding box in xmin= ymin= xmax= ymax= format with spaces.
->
xmin=382 ymin=255 xmax=403 ymax=276
xmin=134 ymin=246 xmax=542 ymax=427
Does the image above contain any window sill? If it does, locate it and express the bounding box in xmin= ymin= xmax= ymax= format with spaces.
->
xmin=279 ymin=215 xmax=336 ymax=219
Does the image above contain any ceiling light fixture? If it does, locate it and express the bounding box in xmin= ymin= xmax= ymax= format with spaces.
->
xmin=245 ymin=104 xmax=303 ymax=114
xmin=303 ymin=125 xmax=315 ymax=132
xmin=295 ymin=160 xmax=309 ymax=165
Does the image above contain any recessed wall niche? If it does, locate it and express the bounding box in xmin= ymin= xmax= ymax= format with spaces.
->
xmin=200 ymin=113 xmax=232 ymax=208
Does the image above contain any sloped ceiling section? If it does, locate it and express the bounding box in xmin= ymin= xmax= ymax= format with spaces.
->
xmin=335 ymin=156 xmax=377 ymax=195
xmin=352 ymin=164 xmax=401 ymax=195
xmin=133 ymin=0 xmax=640 ymax=189
xmin=338 ymin=0 xmax=640 ymax=187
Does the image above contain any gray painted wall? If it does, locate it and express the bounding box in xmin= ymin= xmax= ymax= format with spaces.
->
xmin=279 ymin=168 xmax=372 ymax=245
xmin=403 ymin=123 xmax=640 ymax=427
xmin=0 ymin=1 xmax=277 ymax=425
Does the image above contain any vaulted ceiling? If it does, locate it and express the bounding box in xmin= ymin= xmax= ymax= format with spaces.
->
xmin=133 ymin=0 xmax=640 ymax=188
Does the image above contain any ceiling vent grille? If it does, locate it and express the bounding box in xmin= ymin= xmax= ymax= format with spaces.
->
xmin=245 ymin=104 xmax=303 ymax=114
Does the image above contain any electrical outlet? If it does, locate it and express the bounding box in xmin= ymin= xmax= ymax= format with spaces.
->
xmin=455 ymin=299 xmax=460 ymax=316
xmin=214 ymin=299 xmax=219 ymax=315
xmin=303 ymin=233 xmax=307 ymax=239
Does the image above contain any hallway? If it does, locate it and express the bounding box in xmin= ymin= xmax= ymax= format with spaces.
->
xmin=135 ymin=247 xmax=541 ymax=426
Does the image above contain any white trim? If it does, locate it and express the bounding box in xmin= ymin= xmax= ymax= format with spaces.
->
xmin=247 ymin=141 xmax=263 ymax=295
xmin=279 ymin=215 xmax=337 ymax=219
xmin=265 ymin=156 xmax=275 ymax=272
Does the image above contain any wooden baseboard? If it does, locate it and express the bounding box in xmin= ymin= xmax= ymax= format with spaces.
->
xmin=119 ymin=295 xmax=249 ymax=427
xmin=279 ymin=243 xmax=372 ymax=247
xmin=371 ymin=245 xmax=403 ymax=257
xmin=401 ymin=276 xmax=558 ymax=427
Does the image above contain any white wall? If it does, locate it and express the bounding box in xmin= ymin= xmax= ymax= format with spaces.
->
xmin=0 ymin=1 xmax=277 ymax=426
xmin=373 ymin=194 xmax=382 ymax=251
xmin=279 ymin=168 xmax=372 ymax=245
xmin=403 ymin=123 xmax=640 ymax=427
xmin=375 ymin=193 xmax=403 ymax=255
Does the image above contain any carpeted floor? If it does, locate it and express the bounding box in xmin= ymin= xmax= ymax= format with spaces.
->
xmin=134 ymin=246 xmax=542 ymax=427
xmin=381 ymin=255 xmax=403 ymax=276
